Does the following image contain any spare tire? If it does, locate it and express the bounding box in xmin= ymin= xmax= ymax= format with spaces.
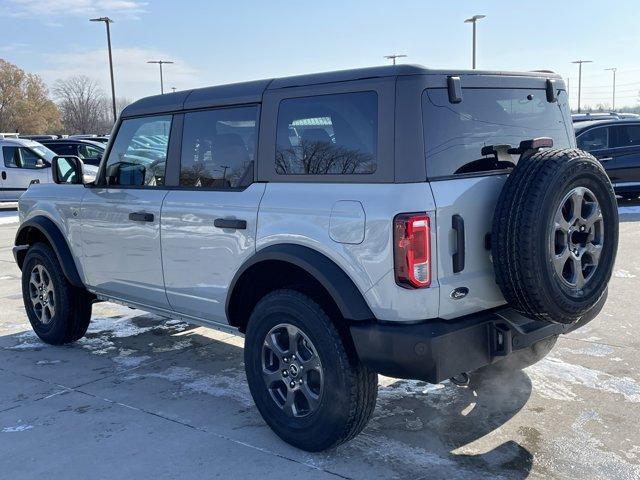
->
xmin=492 ymin=148 xmax=618 ymax=324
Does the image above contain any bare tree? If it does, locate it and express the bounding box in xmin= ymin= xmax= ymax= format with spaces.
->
xmin=0 ymin=59 xmax=61 ymax=134
xmin=53 ymin=75 xmax=108 ymax=134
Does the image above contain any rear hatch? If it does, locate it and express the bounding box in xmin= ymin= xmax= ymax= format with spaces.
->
xmin=424 ymin=78 xmax=575 ymax=319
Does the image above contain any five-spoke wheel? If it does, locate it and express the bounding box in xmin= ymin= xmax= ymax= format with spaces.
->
xmin=28 ymin=264 xmax=56 ymax=324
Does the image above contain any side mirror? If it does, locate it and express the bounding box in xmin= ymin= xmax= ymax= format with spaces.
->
xmin=52 ymin=155 xmax=84 ymax=184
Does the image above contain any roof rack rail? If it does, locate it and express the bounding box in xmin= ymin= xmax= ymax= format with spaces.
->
xmin=530 ymin=69 xmax=557 ymax=74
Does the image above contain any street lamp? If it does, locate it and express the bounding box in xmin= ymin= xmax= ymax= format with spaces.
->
xmin=571 ymin=60 xmax=593 ymax=113
xmin=605 ymin=67 xmax=617 ymax=111
xmin=89 ymin=17 xmax=117 ymax=123
xmin=147 ymin=60 xmax=174 ymax=94
xmin=384 ymin=54 xmax=407 ymax=65
xmin=464 ymin=14 xmax=486 ymax=69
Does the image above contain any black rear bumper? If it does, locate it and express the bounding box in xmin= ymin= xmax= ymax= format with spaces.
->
xmin=349 ymin=307 xmax=570 ymax=383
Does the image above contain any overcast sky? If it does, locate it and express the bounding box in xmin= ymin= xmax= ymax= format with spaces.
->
xmin=1 ymin=0 xmax=638 ymax=109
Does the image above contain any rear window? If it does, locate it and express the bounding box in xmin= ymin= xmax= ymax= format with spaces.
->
xmin=422 ymin=88 xmax=573 ymax=178
xmin=275 ymin=91 xmax=377 ymax=175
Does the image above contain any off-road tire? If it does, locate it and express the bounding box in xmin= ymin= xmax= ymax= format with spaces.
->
xmin=244 ymin=289 xmax=378 ymax=451
xmin=22 ymin=243 xmax=92 ymax=344
xmin=492 ymin=148 xmax=618 ymax=324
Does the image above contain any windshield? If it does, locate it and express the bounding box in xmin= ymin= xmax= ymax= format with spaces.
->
xmin=31 ymin=145 xmax=57 ymax=162
xmin=422 ymin=88 xmax=574 ymax=178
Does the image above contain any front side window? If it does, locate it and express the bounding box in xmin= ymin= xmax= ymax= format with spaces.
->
xmin=104 ymin=116 xmax=171 ymax=187
xmin=577 ymin=127 xmax=609 ymax=151
xmin=78 ymin=144 xmax=103 ymax=159
xmin=180 ymin=106 xmax=257 ymax=189
xmin=275 ymin=92 xmax=378 ymax=175
xmin=2 ymin=146 xmax=48 ymax=169
xmin=423 ymin=88 xmax=573 ymax=177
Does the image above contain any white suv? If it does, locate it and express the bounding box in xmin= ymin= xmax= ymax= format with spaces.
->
xmin=13 ymin=65 xmax=618 ymax=451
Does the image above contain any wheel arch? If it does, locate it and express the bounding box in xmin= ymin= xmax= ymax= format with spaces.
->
xmin=14 ymin=216 xmax=84 ymax=288
xmin=226 ymin=244 xmax=374 ymax=332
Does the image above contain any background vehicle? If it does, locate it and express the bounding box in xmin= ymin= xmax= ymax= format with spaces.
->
xmin=572 ymin=112 xmax=640 ymax=123
xmin=0 ymin=138 xmax=56 ymax=200
xmin=13 ymin=65 xmax=618 ymax=451
xmin=575 ymin=118 xmax=640 ymax=199
xmin=19 ymin=135 xmax=61 ymax=141
xmin=68 ymin=134 xmax=110 ymax=144
xmin=39 ymin=138 xmax=105 ymax=166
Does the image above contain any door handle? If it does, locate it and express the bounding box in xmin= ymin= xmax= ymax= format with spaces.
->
xmin=599 ymin=157 xmax=613 ymax=162
xmin=214 ymin=218 xmax=247 ymax=230
xmin=452 ymin=214 xmax=465 ymax=274
xmin=1 ymin=171 xmax=6 ymax=180
xmin=128 ymin=212 xmax=154 ymax=222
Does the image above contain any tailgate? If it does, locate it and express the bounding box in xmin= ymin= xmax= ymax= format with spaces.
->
xmin=422 ymin=81 xmax=574 ymax=319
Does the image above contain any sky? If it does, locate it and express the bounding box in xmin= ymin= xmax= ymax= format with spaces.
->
xmin=0 ymin=0 xmax=639 ymax=110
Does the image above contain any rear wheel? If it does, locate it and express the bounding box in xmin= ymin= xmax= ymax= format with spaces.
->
xmin=22 ymin=243 xmax=92 ymax=345
xmin=244 ymin=290 xmax=378 ymax=451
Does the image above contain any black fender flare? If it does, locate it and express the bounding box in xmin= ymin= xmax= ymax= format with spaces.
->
xmin=226 ymin=244 xmax=374 ymax=322
xmin=14 ymin=216 xmax=84 ymax=288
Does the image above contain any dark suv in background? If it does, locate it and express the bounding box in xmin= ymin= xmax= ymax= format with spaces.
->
xmin=575 ymin=119 xmax=640 ymax=199
xmin=38 ymin=139 xmax=105 ymax=167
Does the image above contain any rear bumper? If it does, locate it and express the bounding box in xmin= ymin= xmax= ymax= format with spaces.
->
xmin=349 ymin=307 xmax=570 ymax=383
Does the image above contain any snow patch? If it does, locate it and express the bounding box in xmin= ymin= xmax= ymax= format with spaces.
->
xmin=614 ymin=269 xmax=637 ymax=278
xmin=2 ymin=425 xmax=33 ymax=433
xmin=527 ymin=356 xmax=640 ymax=403
xmin=126 ymin=366 xmax=252 ymax=406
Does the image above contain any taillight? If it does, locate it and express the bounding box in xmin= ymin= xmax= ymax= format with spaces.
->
xmin=394 ymin=213 xmax=431 ymax=288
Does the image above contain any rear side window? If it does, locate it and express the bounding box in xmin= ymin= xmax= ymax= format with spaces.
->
xmin=422 ymin=88 xmax=572 ymax=178
xmin=577 ymin=127 xmax=610 ymax=151
xmin=180 ymin=106 xmax=258 ymax=189
xmin=275 ymin=92 xmax=377 ymax=175
xmin=610 ymin=124 xmax=640 ymax=148
xmin=104 ymin=115 xmax=171 ymax=187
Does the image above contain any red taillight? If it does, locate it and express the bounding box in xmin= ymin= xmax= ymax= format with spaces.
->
xmin=394 ymin=213 xmax=431 ymax=288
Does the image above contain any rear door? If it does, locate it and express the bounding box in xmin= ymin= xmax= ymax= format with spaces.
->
xmin=160 ymin=105 xmax=264 ymax=323
xmin=422 ymin=83 xmax=574 ymax=318
xmin=575 ymin=125 xmax=616 ymax=176
xmin=608 ymin=123 xmax=640 ymax=189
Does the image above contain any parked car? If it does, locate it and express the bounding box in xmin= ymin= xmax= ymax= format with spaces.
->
xmin=38 ymin=139 xmax=105 ymax=166
xmin=572 ymin=112 xmax=640 ymax=123
xmin=13 ymin=65 xmax=618 ymax=451
xmin=575 ymin=119 xmax=640 ymax=199
xmin=68 ymin=134 xmax=109 ymax=144
xmin=0 ymin=138 xmax=97 ymax=201
xmin=19 ymin=135 xmax=61 ymax=141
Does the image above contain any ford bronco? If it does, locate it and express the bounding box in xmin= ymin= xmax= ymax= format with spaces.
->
xmin=13 ymin=65 xmax=618 ymax=451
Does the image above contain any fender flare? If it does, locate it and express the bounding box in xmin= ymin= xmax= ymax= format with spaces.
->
xmin=14 ymin=216 xmax=84 ymax=288
xmin=226 ymin=244 xmax=374 ymax=322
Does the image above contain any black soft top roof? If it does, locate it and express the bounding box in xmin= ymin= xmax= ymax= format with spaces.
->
xmin=121 ymin=64 xmax=563 ymax=118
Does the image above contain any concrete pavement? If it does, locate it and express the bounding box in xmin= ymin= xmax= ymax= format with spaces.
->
xmin=1 ymin=202 xmax=639 ymax=479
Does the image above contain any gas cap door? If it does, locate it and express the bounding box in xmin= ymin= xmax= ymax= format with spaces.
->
xmin=329 ymin=200 xmax=365 ymax=244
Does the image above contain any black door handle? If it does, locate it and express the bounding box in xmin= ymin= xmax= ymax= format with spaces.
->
xmin=452 ymin=214 xmax=465 ymax=274
xmin=214 ymin=218 xmax=247 ymax=230
xmin=129 ymin=212 xmax=154 ymax=222
xmin=1 ymin=171 xmax=6 ymax=180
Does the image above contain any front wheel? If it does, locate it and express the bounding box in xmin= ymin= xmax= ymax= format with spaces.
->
xmin=244 ymin=290 xmax=378 ymax=451
xmin=22 ymin=243 xmax=92 ymax=345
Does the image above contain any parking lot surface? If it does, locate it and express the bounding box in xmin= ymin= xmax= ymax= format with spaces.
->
xmin=1 ymin=203 xmax=639 ymax=480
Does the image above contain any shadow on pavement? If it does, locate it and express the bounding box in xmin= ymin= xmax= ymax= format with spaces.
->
xmin=1 ymin=310 xmax=535 ymax=479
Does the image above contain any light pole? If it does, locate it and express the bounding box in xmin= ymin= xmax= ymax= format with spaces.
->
xmin=572 ymin=60 xmax=593 ymax=113
xmin=464 ymin=15 xmax=486 ymax=69
xmin=384 ymin=54 xmax=407 ymax=65
xmin=605 ymin=67 xmax=617 ymax=111
xmin=147 ymin=60 xmax=174 ymax=94
xmin=89 ymin=17 xmax=117 ymax=123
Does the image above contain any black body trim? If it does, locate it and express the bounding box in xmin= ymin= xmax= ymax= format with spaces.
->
xmin=350 ymin=307 xmax=570 ymax=383
xmin=14 ymin=216 xmax=84 ymax=288
xmin=227 ymin=243 xmax=374 ymax=322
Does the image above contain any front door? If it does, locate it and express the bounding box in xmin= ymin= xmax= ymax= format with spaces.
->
xmin=1 ymin=145 xmax=52 ymax=200
xmin=609 ymin=123 xmax=640 ymax=190
xmin=161 ymin=105 xmax=263 ymax=322
xmin=80 ymin=114 xmax=174 ymax=309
